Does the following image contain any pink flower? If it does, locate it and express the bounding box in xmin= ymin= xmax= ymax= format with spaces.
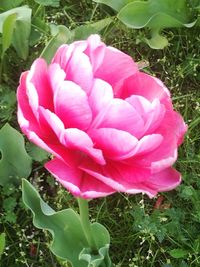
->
xmin=17 ymin=35 xmax=187 ymax=199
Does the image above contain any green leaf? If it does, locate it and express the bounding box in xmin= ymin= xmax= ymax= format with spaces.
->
xmin=0 ymin=233 xmax=6 ymax=258
xmin=2 ymin=13 xmax=17 ymax=57
xmin=0 ymin=6 xmax=32 ymax=59
xmin=93 ymin=0 xmax=132 ymax=12
xmin=145 ymin=29 xmax=168 ymax=49
xmin=22 ymin=179 xmax=111 ymax=267
xmin=80 ymin=245 xmax=112 ymax=267
xmin=30 ymin=17 xmax=50 ymax=46
xmin=33 ymin=0 xmax=60 ymax=7
xmin=71 ymin=17 xmax=113 ymax=41
xmin=169 ymin=248 xmax=188 ymax=259
xmin=26 ymin=143 xmax=49 ymax=162
xmin=0 ymin=123 xmax=32 ymax=186
xmin=118 ymin=0 xmax=197 ymax=49
xmin=0 ymin=0 xmax=23 ymax=11
xmin=40 ymin=25 xmax=71 ymax=64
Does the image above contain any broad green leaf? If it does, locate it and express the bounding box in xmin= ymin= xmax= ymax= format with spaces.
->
xmin=118 ymin=0 xmax=191 ymax=29
xmin=93 ymin=0 xmax=133 ymax=12
xmin=117 ymin=0 xmax=197 ymax=48
xmin=0 ymin=123 xmax=32 ymax=186
xmin=0 ymin=6 xmax=32 ymax=59
xmin=0 ymin=233 xmax=6 ymax=258
xmin=0 ymin=0 xmax=23 ymax=11
xmin=2 ymin=13 xmax=17 ymax=57
xmin=33 ymin=0 xmax=60 ymax=7
xmin=71 ymin=17 xmax=113 ymax=41
xmin=169 ymin=248 xmax=188 ymax=259
xmin=40 ymin=25 xmax=71 ymax=64
xmin=22 ymin=179 xmax=111 ymax=267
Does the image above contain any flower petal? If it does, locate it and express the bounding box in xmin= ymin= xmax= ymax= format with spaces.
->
xmin=65 ymin=46 xmax=93 ymax=94
xmin=54 ymin=80 xmax=92 ymax=130
xmin=60 ymin=128 xmax=105 ymax=165
xmin=79 ymin=159 xmax=152 ymax=196
xmin=89 ymin=128 xmax=138 ymax=160
xmin=27 ymin=58 xmax=53 ymax=110
xmin=117 ymin=72 xmax=170 ymax=101
xmin=84 ymin=34 xmax=106 ymax=73
xmin=93 ymin=99 xmax=144 ymax=138
xmin=17 ymin=71 xmax=39 ymax=131
xmin=45 ymin=158 xmax=115 ymax=199
xmin=95 ymin=45 xmax=138 ymax=90
xmin=88 ymin=78 xmax=113 ymax=117
xmin=146 ymin=168 xmax=181 ymax=192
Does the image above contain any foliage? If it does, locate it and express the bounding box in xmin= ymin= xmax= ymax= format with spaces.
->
xmin=22 ymin=179 xmax=111 ymax=267
xmin=0 ymin=0 xmax=200 ymax=266
xmin=0 ymin=6 xmax=32 ymax=59
xmin=0 ymin=123 xmax=32 ymax=186
xmin=93 ymin=0 xmax=199 ymax=49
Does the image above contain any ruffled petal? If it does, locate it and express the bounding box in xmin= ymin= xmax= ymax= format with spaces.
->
xmin=45 ymin=158 xmax=115 ymax=199
xmin=146 ymin=168 xmax=181 ymax=192
xmin=117 ymin=72 xmax=170 ymax=101
xmin=65 ymin=46 xmax=93 ymax=94
xmin=92 ymin=98 xmax=144 ymax=138
xmin=17 ymin=71 xmax=39 ymax=131
xmin=79 ymin=159 xmax=153 ymax=196
xmin=27 ymin=58 xmax=53 ymax=110
xmin=88 ymin=78 xmax=113 ymax=117
xmin=94 ymin=44 xmax=138 ymax=90
xmin=60 ymin=128 xmax=105 ymax=165
xmin=54 ymin=80 xmax=92 ymax=130
xmin=89 ymin=128 xmax=138 ymax=160
xmin=84 ymin=34 xmax=106 ymax=73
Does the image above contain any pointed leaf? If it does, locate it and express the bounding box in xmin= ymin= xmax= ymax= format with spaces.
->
xmin=71 ymin=17 xmax=113 ymax=41
xmin=2 ymin=13 xmax=17 ymax=57
xmin=0 ymin=6 xmax=32 ymax=59
xmin=40 ymin=25 xmax=71 ymax=64
xmin=0 ymin=123 xmax=32 ymax=186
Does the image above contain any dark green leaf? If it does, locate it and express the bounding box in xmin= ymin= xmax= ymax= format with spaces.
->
xmin=0 ymin=123 xmax=32 ymax=186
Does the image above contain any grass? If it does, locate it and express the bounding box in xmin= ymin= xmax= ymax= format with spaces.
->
xmin=0 ymin=0 xmax=200 ymax=266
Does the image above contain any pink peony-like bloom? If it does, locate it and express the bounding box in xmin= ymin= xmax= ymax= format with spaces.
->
xmin=17 ymin=35 xmax=187 ymax=199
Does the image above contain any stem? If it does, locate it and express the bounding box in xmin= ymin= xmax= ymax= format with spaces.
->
xmin=77 ymin=198 xmax=97 ymax=253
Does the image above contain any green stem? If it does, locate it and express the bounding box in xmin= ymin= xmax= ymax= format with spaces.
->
xmin=77 ymin=198 xmax=97 ymax=253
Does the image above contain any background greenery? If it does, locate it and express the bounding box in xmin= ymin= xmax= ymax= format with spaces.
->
xmin=0 ymin=0 xmax=200 ymax=266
